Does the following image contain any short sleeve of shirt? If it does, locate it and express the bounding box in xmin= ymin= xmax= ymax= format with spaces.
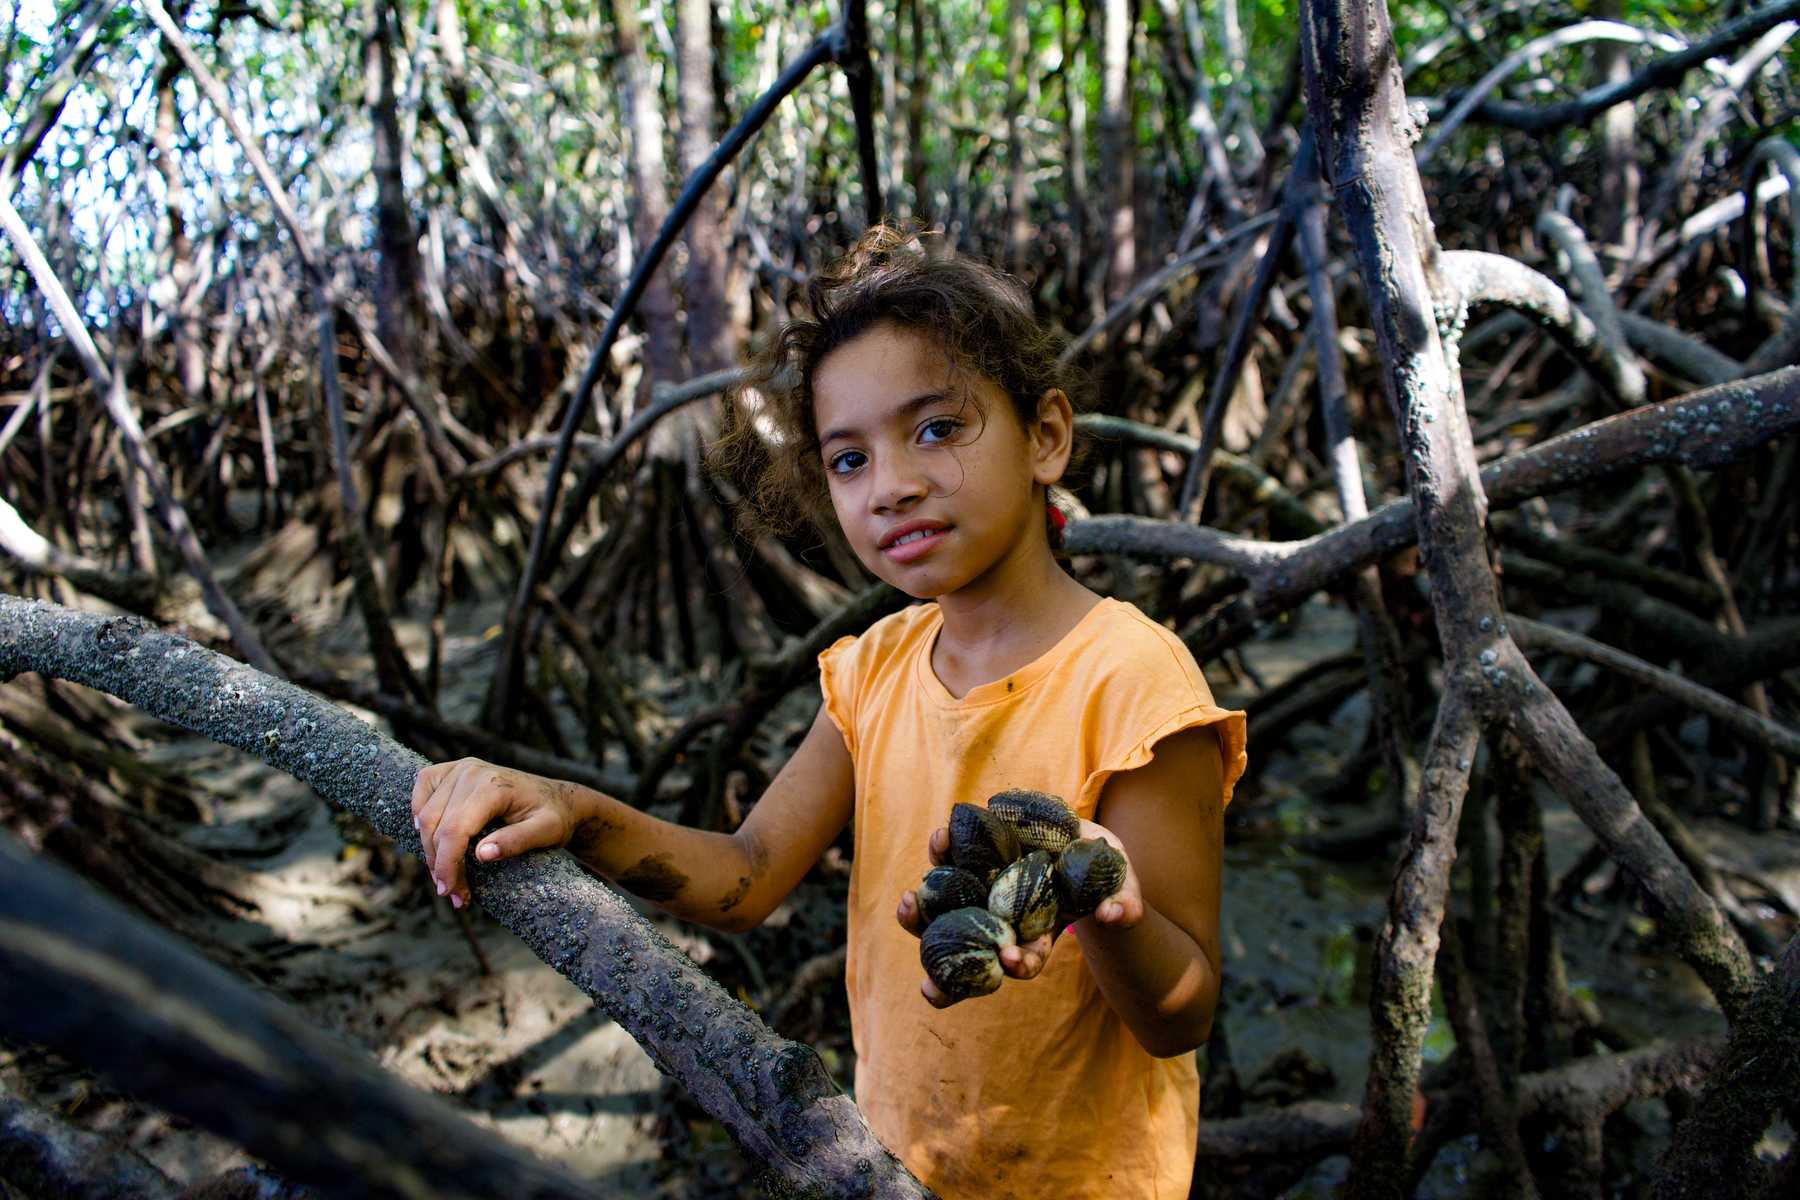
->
xmin=817 ymin=634 xmax=862 ymax=759
xmin=1069 ymin=606 xmax=1248 ymax=817
xmin=815 ymin=603 xmax=936 ymax=762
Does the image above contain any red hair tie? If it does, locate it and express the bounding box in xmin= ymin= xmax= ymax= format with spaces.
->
xmin=1047 ymin=503 xmax=1066 ymax=532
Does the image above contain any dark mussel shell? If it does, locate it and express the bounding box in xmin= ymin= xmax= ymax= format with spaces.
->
xmin=949 ymin=802 xmax=1021 ymax=883
xmin=915 ymin=865 xmax=989 ymax=928
xmin=920 ymin=907 xmax=1016 ymax=999
xmin=987 ymin=850 xmax=1060 ymax=942
xmin=1054 ymin=837 xmax=1128 ymax=922
xmin=987 ymin=789 xmax=1080 ymax=855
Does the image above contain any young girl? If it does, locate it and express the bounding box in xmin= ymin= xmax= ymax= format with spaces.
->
xmin=411 ymin=227 xmax=1246 ymax=1198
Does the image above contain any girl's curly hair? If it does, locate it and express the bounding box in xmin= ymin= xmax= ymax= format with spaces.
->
xmin=711 ymin=224 xmax=1090 ymax=540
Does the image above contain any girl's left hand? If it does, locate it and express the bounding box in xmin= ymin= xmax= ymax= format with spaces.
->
xmin=902 ymin=817 xmax=1145 ymax=1010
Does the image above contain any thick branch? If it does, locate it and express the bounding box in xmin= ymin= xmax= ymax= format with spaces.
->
xmin=0 ymin=832 xmax=608 ymax=1199
xmin=296 ymin=668 xmax=637 ymax=799
xmin=1744 ymin=137 xmax=1800 ymax=320
xmin=0 ymin=595 xmax=929 ymax=1198
xmin=1067 ymin=368 xmax=1800 ymax=622
xmin=1453 ymin=0 xmax=1800 ymax=133
xmin=1744 ymin=139 xmax=1800 ymax=375
xmin=1418 ymin=21 xmax=1682 ymax=163
xmin=1655 ymin=934 xmax=1800 ymax=1199
xmin=1589 ymin=615 xmax=1800 ymax=747
xmin=1348 ymin=687 xmax=1480 ymax=1196
xmin=1509 ymin=615 xmax=1800 ymax=759
xmin=1619 ymin=312 xmax=1744 ymax=387
xmin=1066 ymin=514 xmax=1289 ymax=577
xmin=1299 ymin=5 xmax=1756 ymax=1194
xmin=1534 ymin=212 xmax=1647 ymax=404
xmin=1492 ymin=518 xmax=1720 ymax=612
xmin=1441 ymin=249 xmax=1640 ymax=404
xmin=1194 ymin=1100 xmax=1359 ymax=1162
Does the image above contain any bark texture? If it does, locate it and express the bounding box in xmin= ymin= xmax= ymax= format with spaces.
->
xmin=1654 ymin=934 xmax=1800 ymax=1199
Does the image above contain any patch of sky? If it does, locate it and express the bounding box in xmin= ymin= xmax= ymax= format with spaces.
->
xmin=3 ymin=0 xmax=389 ymax=327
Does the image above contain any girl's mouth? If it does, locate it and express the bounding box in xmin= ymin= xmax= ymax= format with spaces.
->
xmin=880 ymin=523 xmax=950 ymax=563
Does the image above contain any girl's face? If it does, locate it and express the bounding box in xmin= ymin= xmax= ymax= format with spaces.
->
xmin=812 ymin=322 xmax=1071 ymax=599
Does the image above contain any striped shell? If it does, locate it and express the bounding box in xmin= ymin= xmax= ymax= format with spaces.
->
xmin=1054 ymin=837 xmax=1128 ymax=922
xmin=948 ymin=802 xmax=1021 ymax=884
xmin=987 ymin=789 xmax=1080 ymax=856
xmin=987 ymin=851 xmax=1060 ymax=943
xmin=915 ymin=866 xmax=989 ymax=929
xmin=920 ymin=907 xmax=1016 ymax=999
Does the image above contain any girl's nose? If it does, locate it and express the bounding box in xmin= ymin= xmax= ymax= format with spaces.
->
xmin=870 ymin=453 xmax=929 ymax=513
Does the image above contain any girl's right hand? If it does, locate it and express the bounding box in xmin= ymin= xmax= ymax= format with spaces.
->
xmin=894 ymin=826 xmax=953 ymax=936
xmin=411 ymin=758 xmax=584 ymax=908
xmin=895 ymin=825 xmax=1059 ymax=1007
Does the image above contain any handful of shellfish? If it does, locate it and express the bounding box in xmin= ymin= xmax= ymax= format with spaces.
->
xmin=913 ymin=791 xmax=1129 ymax=999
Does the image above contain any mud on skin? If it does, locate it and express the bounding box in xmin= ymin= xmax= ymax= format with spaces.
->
xmin=567 ymin=813 xmax=622 ymax=861
xmin=719 ymin=875 xmax=754 ymax=913
xmin=618 ymin=852 xmax=690 ymax=902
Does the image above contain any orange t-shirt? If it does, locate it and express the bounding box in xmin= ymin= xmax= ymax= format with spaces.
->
xmin=817 ymin=597 xmax=1247 ymax=1200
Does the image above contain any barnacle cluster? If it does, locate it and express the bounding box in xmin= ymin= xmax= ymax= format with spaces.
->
xmin=915 ymin=791 xmax=1128 ymax=999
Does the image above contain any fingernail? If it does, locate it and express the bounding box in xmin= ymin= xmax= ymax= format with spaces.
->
xmin=413 ymin=814 xmax=420 ymax=830
xmin=451 ymin=894 xmax=463 ymax=909
xmin=436 ymin=879 xmax=447 ymax=896
xmin=478 ymin=842 xmax=498 ymax=861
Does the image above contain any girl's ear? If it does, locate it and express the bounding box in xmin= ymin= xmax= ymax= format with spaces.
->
xmin=1031 ymin=387 xmax=1076 ymax=485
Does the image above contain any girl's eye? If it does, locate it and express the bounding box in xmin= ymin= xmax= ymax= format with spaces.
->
xmin=920 ymin=417 xmax=961 ymax=444
xmin=827 ymin=449 xmax=867 ymax=476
